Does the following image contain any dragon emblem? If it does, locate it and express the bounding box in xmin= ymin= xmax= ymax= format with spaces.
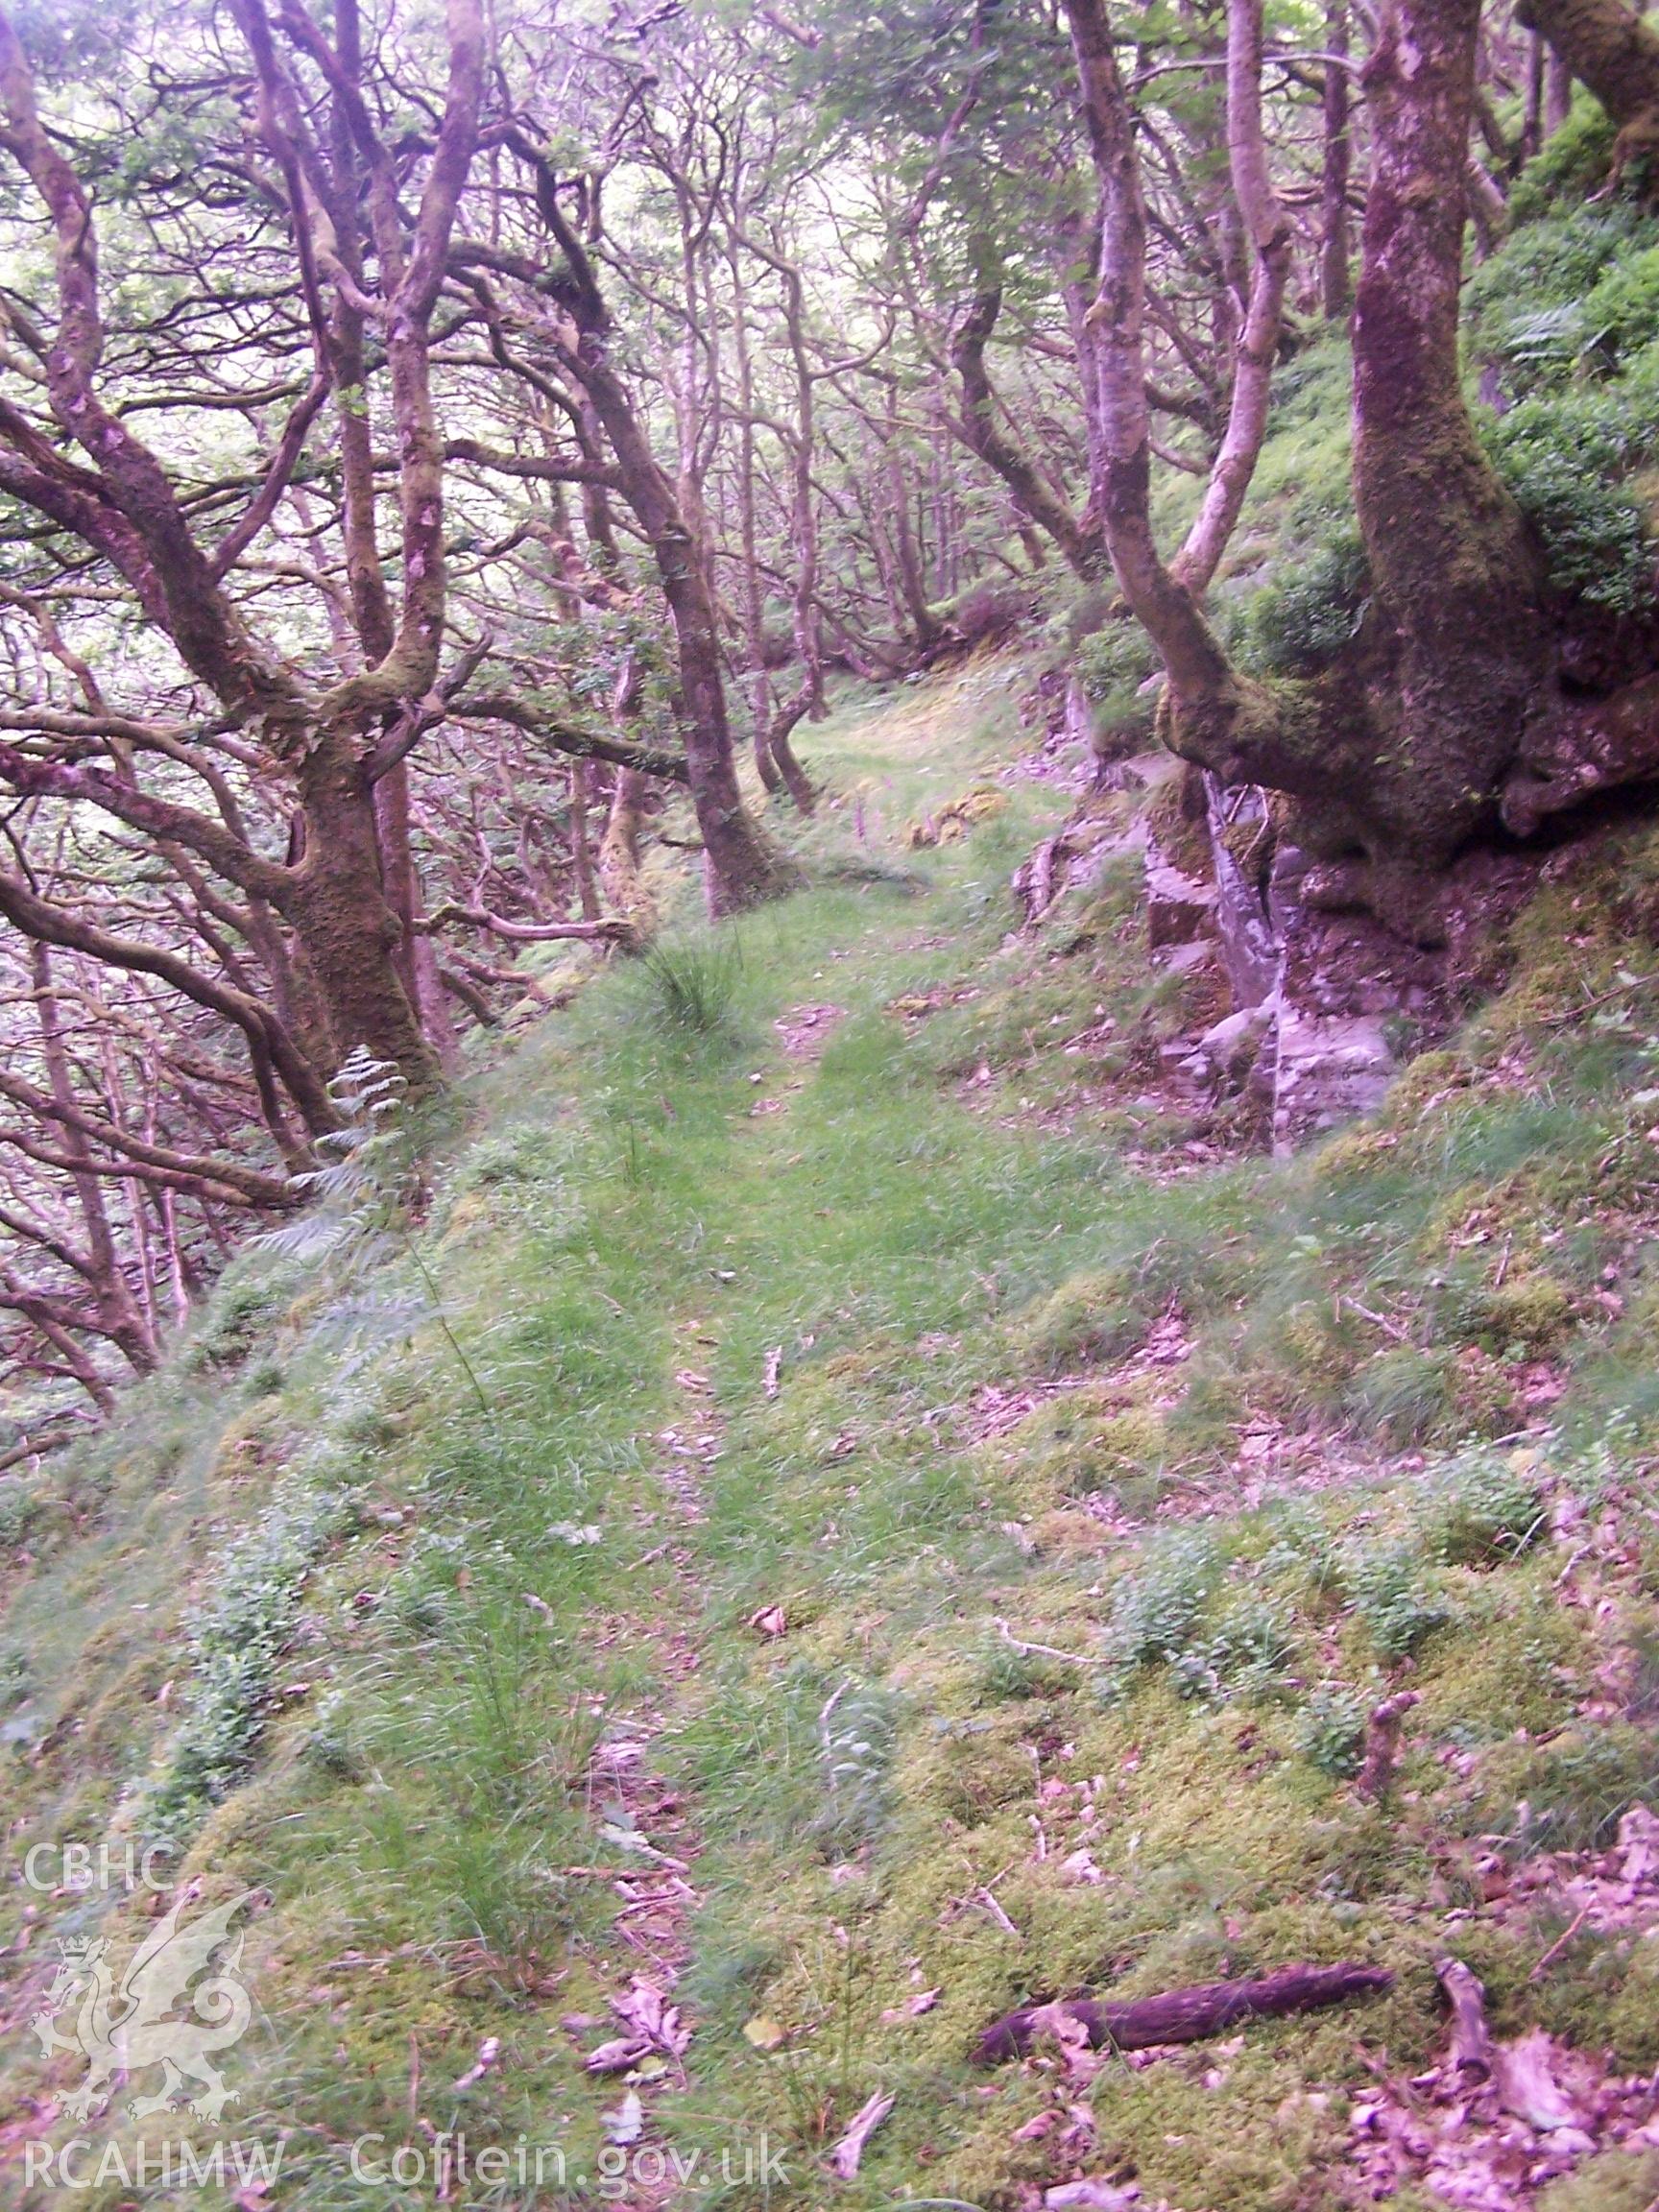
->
xmin=29 ymin=1891 xmax=254 ymax=2123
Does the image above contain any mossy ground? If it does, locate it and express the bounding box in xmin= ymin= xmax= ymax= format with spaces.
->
xmin=3 ymin=656 xmax=1658 ymax=2211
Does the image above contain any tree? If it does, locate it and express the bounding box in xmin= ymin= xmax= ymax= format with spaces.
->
xmin=1518 ymin=0 xmax=1659 ymax=189
xmin=0 ymin=0 xmax=488 ymax=1088
xmin=1055 ymin=0 xmax=1653 ymax=936
xmin=483 ymin=116 xmax=795 ymax=915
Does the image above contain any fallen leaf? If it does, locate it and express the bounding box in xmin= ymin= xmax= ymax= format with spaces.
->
xmin=827 ymin=2089 xmax=895 ymax=2178
xmin=880 ymin=1987 xmax=941 ymax=2023
xmin=743 ymin=2014 xmax=786 ymax=2051
xmin=584 ymin=2036 xmax=649 ymax=2074
xmin=612 ymin=1974 xmax=690 ymax=2056
xmin=602 ymin=2089 xmax=644 ymax=2146
xmin=749 ymin=1603 xmax=787 ymax=1638
xmin=1494 ymin=2029 xmax=1581 ymax=2130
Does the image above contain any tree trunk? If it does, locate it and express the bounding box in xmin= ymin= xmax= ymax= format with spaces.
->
xmin=1518 ymin=0 xmax=1659 ymax=185
xmin=569 ymin=758 xmax=601 ymax=921
xmin=599 ymin=769 xmax=655 ymax=932
xmin=878 ymin=375 xmax=945 ymax=652
xmin=1063 ymin=0 xmax=1554 ymax=929
xmin=598 ymin=654 xmax=659 ymax=936
xmin=374 ymin=758 xmax=458 ymax=1070
xmin=729 ymin=252 xmax=785 ymax=795
xmin=514 ymin=142 xmax=790 ymax=917
xmin=1171 ymin=0 xmax=1292 ymax=598
xmin=289 ymin=737 xmax=443 ymax=1086
xmin=656 ymin=537 xmax=794 ymax=913
xmin=31 ymin=946 xmax=157 ymax=1373
xmin=1321 ymin=2 xmax=1353 ymax=319
xmin=1546 ymin=44 xmax=1574 ymax=131
xmin=763 ymin=691 xmax=819 ymax=814
xmin=951 ymin=284 xmax=1110 ymax=581
xmin=1348 ymin=0 xmax=1551 ymax=868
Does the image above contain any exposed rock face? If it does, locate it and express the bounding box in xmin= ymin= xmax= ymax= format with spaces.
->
xmin=1271 ymin=1007 xmax=1396 ymax=1147
xmin=1014 ymin=684 xmax=1511 ymax=1150
xmin=1144 ymin=852 xmax=1218 ymax=948
xmin=1022 ymin=638 xmax=1579 ymax=1156
xmin=1205 ymin=781 xmax=1279 ymax=1008
xmin=1162 ymin=776 xmax=1426 ymax=1150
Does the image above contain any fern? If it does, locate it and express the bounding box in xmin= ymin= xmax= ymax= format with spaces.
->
xmin=256 ymin=1050 xmax=490 ymax=1412
xmin=1498 ymin=301 xmax=1588 ymax=372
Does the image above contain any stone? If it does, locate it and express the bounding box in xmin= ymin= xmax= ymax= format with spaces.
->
xmin=1144 ymin=853 xmax=1218 ymax=947
xmin=1273 ymin=1010 xmax=1394 ymax=1154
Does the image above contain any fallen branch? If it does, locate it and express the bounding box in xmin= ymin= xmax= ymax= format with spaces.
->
xmin=424 ymin=902 xmax=635 ymax=946
xmin=974 ymin=1960 xmax=1393 ymax=2064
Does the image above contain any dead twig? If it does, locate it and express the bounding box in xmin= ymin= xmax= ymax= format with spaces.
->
xmin=1437 ymin=1956 xmax=1494 ymax=2077
xmin=1529 ymin=1906 xmax=1591 ymax=1983
xmin=994 ymin=1617 xmax=1094 ymax=1667
xmin=976 ymin=1886 xmax=1021 ymax=1937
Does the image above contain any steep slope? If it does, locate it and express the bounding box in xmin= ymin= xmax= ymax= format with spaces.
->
xmin=3 ymin=657 xmax=1659 ymax=2212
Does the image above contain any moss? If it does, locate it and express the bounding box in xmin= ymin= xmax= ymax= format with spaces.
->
xmin=1032 ymin=1402 xmax=1175 ymax=1513
xmin=1143 ymin=767 xmax=1213 ymax=882
xmin=1384 ymin=1047 xmax=1471 ymax=1119
xmin=1473 ymin=1271 xmax=1576 ymax=1353
xmin=1016 ymin=1267 xmax=1146 ymax=1375
xmin=1514 ymin=103 xmax=1622 ymax=223
xmin=1541 ymin=2149 xmax=1659 ymax=2212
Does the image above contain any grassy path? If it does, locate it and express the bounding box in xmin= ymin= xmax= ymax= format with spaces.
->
xmin=8 ymin=659 xmax=1659 ymax=2212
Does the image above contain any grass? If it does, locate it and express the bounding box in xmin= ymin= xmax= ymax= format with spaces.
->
xmin=3 ymin=652 xmax=1659 ymax=2210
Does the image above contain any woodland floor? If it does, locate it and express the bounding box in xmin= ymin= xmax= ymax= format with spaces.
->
xmin=3 ymin=658 xmax=1659 ymax=2212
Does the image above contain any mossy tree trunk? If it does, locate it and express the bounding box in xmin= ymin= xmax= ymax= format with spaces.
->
xmin=0 ymin=0 xmax=481 ymax=1096
xmin=1320 ymin=2 xmax=1353 ymax=320
xmin=513 ymin=135 xmax=795 ymax=919
xmin=1345 ymin=0 xmax=1553 ymax=878
xmin=1061 ymin=0 xmax=1564 ymax=935
xmin=1517 ymin=0 xmax=1659 ymax=186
